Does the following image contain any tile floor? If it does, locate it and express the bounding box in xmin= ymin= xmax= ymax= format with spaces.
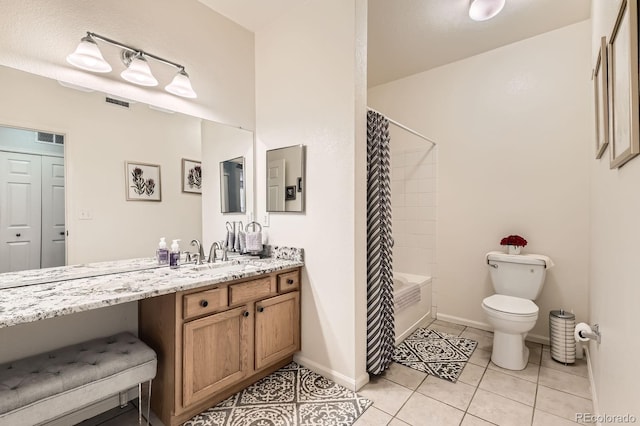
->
xmin=354 ymin=319 xmax=593 ymax=426
xmin=80 ymin=318 xmax=593 ymax=426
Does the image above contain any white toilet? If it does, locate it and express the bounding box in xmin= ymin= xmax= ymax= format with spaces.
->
xmin=482 ymin=252 xmax=553 ymax=370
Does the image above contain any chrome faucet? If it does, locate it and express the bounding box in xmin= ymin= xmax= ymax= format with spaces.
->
xmin=190 ymin=239 xmax=205 ymax=264
xmin=208 ymin=241 xmax=222 ymax=263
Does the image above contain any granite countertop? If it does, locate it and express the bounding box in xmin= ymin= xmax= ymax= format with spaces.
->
xmin=0 ymin=247 xmax=304 ymax=328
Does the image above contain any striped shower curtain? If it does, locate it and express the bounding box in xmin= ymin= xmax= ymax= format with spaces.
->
xmin=366 ymin=110 xmax=395 ymax=375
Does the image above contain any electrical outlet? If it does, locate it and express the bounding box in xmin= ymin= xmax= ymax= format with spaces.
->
xmin=79 ymin=209 xmax=93 ymax=220
xmin=263 ymin=212 xmax=270 ymax=227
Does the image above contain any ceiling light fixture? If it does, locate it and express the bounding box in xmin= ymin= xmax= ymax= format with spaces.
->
xmin=469 ymin=0 xmax=506 ymax=21
xmin=67 ymin=32 xmax=197 ymax=98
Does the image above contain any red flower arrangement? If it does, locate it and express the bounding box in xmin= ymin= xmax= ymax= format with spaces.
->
xmin=500 ymin=235 xmax=527 ymax=247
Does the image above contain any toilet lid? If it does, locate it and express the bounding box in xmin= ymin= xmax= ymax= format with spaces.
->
xmin=483 ymin=294 xmax=538 ymax=316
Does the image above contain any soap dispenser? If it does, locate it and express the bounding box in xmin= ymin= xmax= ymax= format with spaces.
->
xmin=157 ymin=237 xmax=169 ymax=265
xmin=170 ymin=239 xmax=181 ymax=269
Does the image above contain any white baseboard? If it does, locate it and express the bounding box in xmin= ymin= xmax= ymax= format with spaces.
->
xmin=293 ymin=354 xmax=369 ymax=391
xmin=436 ymin=313 xmax=492 ymax=332
xmin=436 ymin=313 xmax=550 ymax=345
xmin=585 ymin=346 xmax=600 ymax=424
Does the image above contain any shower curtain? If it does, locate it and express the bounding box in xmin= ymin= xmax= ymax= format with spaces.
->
xmin=366 ymin=110 xmax=395 ymax=375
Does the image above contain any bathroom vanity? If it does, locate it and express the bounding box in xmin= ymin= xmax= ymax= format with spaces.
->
xmin=139 ymin=265 xmax=301 ymax=426
xmin=0 ymin=254 xmax=303 ymax=426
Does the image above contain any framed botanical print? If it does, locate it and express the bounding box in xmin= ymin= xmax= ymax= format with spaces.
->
xmin=125 ymin=161 xmax=161 ymax=201
xmin=182 ymin=158 xmax=202 ymax=194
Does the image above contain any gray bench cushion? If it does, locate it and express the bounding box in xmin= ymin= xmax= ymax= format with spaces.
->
xmin=0 ymin=332 xmax=156 ymax=415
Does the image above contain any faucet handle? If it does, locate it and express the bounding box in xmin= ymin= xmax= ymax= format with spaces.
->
xmin=184 ymin=251 xmax=192 ymax=263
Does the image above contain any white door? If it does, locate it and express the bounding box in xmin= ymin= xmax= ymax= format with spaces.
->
xmin=41 ymin=156 xmax=65 ymax=268
xmin=0 ymin=151 xmax=42 ymax=273
xmin=267 ymin=159 xmax=285 ymax=211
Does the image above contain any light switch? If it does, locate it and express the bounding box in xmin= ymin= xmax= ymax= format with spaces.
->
xmin=79 ymin=209 xmax=93 ymax=220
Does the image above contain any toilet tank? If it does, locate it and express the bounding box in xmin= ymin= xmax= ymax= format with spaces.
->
xmin=486 ymin=253 xmax=549 ymax=300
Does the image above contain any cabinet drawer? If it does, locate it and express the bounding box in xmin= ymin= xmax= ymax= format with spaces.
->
xmin=229 ymin=277 xmax=273 ymax=305
xmin=183 ymin=287 xmax=228 ymax=320
xmin=277 ymin=270 xmax=300 ymax=292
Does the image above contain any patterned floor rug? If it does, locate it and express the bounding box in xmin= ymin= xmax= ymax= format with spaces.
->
xmin=184 ymin=362 xmax=372 ymax=426
xmin=392 ymin=328 xmax=478 ymax=382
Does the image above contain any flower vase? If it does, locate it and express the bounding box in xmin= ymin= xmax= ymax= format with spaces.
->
xmin=508 ymin=245 xmax=521 ymax=255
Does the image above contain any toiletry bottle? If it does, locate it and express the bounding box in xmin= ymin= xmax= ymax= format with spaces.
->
xmin=170 ymin=239 xmax=181 ymax=269
xmin=157 ymin=237 xmax=169 ymax=265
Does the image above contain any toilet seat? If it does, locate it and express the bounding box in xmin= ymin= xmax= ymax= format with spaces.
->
xmin=482 ymin=294 xmax=538 ymax=316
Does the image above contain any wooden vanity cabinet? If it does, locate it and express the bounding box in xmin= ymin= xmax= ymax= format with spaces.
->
xmin=138 ymin=267 xmax=301 ymax=426
xmin=255 ymin=291 xmax=300 ymax=370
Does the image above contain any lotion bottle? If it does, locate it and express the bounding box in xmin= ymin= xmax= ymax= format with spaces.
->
xmin=157 ymin=237 xmax=169 ymax=265
xmin=170 ymin=239 xmax=181 ymax=269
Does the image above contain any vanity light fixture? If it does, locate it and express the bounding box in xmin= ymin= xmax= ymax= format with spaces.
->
xmin=66 ymin=35 xmax=112 ymax=73
xmin=469 ymin=0 xmax=506 ymax=21
xmin=67 ymin=32 xmax=197 ymax=98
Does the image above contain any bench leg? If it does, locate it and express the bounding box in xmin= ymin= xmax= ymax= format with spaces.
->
xmin=138 ymin=380 xmax=152 ymax=426
xmin=119 ymin=391 xmax=129 ymax=408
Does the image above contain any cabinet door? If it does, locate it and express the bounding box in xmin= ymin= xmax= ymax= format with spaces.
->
xmin=183 ymin=305 xmax=251 ymax=407
xmin=255 ymin=291 xmax=300 ymax=370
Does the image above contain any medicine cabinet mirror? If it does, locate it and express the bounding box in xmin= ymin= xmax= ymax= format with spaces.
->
xmin=266 ymin=144 xmax=305 ymax=212
xmin=219 ymin=156 xmax=245 ymax=213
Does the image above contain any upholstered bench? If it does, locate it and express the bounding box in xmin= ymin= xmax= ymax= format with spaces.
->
xmin=0 ymin=332 xmax=157 ymax=426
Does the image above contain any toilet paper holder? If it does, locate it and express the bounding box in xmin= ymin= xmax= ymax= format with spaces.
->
xmin=577 ymin=323 xmax=601 ymax=343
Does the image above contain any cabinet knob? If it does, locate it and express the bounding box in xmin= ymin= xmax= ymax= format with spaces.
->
xmin=242 ymin=311 xmax=250 ymax=317
xmin=257 ymin=306 xmax=264 ymax=313
xmin=59 ymin=232 xmax=65 ymax=236
xmin=16 ymin=233 xmax=21 ymax=237
xmin=287 ymin=279 xmax=294 ymax=285
xmin=200 ymin=300 xmax=209 ymax=308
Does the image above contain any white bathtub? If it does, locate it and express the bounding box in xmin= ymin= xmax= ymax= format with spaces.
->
xmin=394 ymin=272 xmax=432 ymax=345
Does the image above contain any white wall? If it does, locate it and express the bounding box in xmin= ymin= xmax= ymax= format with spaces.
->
xmin=369 ymin=21 xmax=592 ymax=342
xmin=0 ymin=0 xmax=255 ymax=129
xmin=254 ymin=0 xmax=369 ymax=389
xmin=589 ymin=0 xmax=640 ymax=418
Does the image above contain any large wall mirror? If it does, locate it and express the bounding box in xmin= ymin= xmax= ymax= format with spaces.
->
xmin=220 ymin=157 xmax=245 ymax=213
xmin=266 ymin=145 xmax=305 ymax=212
xmin=0 ymin=65 xmax=254 ymax=278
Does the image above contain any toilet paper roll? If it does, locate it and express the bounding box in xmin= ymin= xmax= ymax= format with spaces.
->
xmin=574 ymin=322 xmax=593 ymax=342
